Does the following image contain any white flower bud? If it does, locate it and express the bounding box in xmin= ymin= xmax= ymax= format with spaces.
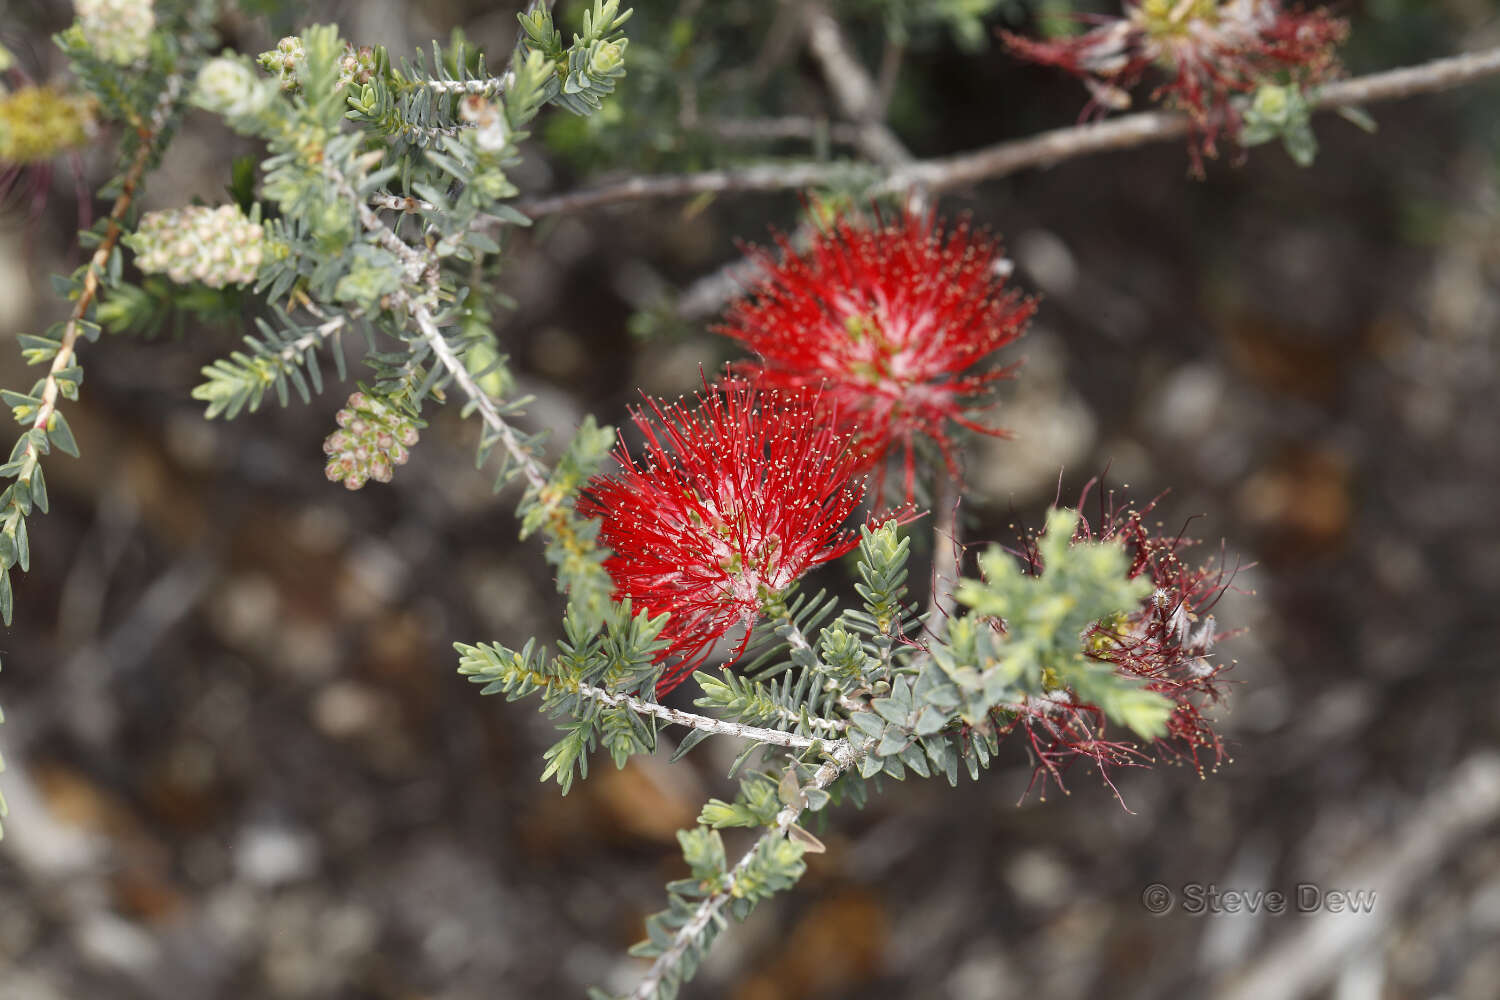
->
xmin=323 ymin=391 xmax=422 ymax=490
xmin=192 ymin=57 xmax=274 ymax=120
xmin=128 ymin=203 xmax=268 ymax=289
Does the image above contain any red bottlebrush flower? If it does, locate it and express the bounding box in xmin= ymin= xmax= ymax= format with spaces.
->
xmin=578 ymin=384 xmax=869 ymax=694
xmin=715 ymin=210 xmax=1033 ymax=503
xmin=1001 ymin=0 xmax=1348 ymax=170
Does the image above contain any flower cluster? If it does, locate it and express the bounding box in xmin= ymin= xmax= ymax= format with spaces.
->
xmin=1002 ymin=0 xmax=1348 ymax=169
xmin=322 ymin=391 xmax=421 ymax=490
xmin=578 ymin=209 xmax=1032 ymax=692
xmin=75 ymin=0 xmax=155 ymax=66
xmin=337 ymin=44 xmax=377 ymax=91
xmin=127 ymin=204 xmax=266 ymax=288
xmin=578 ymin=384 xmax=869 ymax=692
xmin=257 ymin=36 xmax=306 ymax=91
xmin=259 ymin=37 xmax=376 ymax=94
xmin=717 ymin=211 xmax=1032 ymax=501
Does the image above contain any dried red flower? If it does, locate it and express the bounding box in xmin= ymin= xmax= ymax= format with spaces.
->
xmin=1001 ymin=0 xmax=1348 ymax=170
xmin=1084 ymin=501 xmax=1233 ymax=776
xmin=715 ymin=210 xmax=1033 ymax=503
xmin=578 ymin=383 xmax=869 ymax=693
xmin=1004 ymin=484 xmax=1235 ymax=798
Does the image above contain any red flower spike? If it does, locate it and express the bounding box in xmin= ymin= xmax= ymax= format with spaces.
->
xmin=1002 ymin=1 xmax=1348 ymax=172
xmin=578 ymin=384 xmax=871 ymax=694
xmin=715 ymin=210 xmax=1033 ymax=504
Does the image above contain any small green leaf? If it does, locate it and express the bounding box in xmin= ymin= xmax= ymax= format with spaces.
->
xmin=777 ymin=765 xmax=801 ymax=807
xmin=677 ymin=826 xmax=726 ymax=881
xmin=26 ymin=465 xmax=47 ymax=515
xmin=1334 ymin=104 xmax=1377 ymax=134
xmin=47 ymin=412 xmax=79 ymax=458
xmin=16 ymin=335 xmax=60 ymax=365
xmin=787 ymin=824 xmax=825 ymax=854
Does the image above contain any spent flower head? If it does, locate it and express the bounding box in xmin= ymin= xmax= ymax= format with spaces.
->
xmin=1002 ymin=0 xmax=1348 ymax=170
xmin=127 ymin=204 xmax=266 ymax=288
xmin=716 ymin=210 xmax=1033 ymax=503
xmin=578 ymin=382 xmax=872 ymax=693
xmin=1023 ymin=485 xmax=1234 ymax=779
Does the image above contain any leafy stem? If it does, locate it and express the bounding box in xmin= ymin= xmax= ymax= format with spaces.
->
xmin=627 ymin=743 xmax=856 ymax=1000
xmin=0 ymin=70 xmax=187 ymax=625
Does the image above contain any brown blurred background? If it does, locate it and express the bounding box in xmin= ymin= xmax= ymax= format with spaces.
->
xmin=2 ymin=1 xmax=1500 ymax=998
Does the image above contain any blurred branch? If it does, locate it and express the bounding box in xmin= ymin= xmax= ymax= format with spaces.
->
xmin=800 ymin=2 xmax=912 ymax=169
xmin=517 ymin=46 xmax=1500 ymax=218
xmin=56 ymin=554 xmax=218 ymax=747
xmin=892 ymin=45 xmax=1500 ymax=193
xmin=674 ymin=250 xmax=771 ymax=321
xmin=874 ymin=36 xmax=903 ymax=121
xmin=1216 ymin=753 xmax=1500 ymax=1000
xmin=517 ymin=160 xmax=878 ymax=217
xmin=702 ymin=116 xmax=862 ymax=145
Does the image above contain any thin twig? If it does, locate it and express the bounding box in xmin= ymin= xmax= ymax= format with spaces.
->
xmin=627 ymin=742 xmax=856 ymax=1000
xmin=516 ymin=46 xmax=1500 ymax=218
xmin=517 ymin=160 xmax=879 ymax=217
xmin=873 ymin=37 xmax=904 ymax=121
xmin=410 ymin=75 xmax=516 ymax=97
xmin=279 ymin=302 xmax=358 ymax=361
xmin=401 ymin=290 xmax=551 ymax=494
xmin=888 ymin=46 xmax=1500 ymax=193
xmin=580 ymin=681 xmax=844 ymax=750
xmin=701 ymin=116 xmax=863 ymax=145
